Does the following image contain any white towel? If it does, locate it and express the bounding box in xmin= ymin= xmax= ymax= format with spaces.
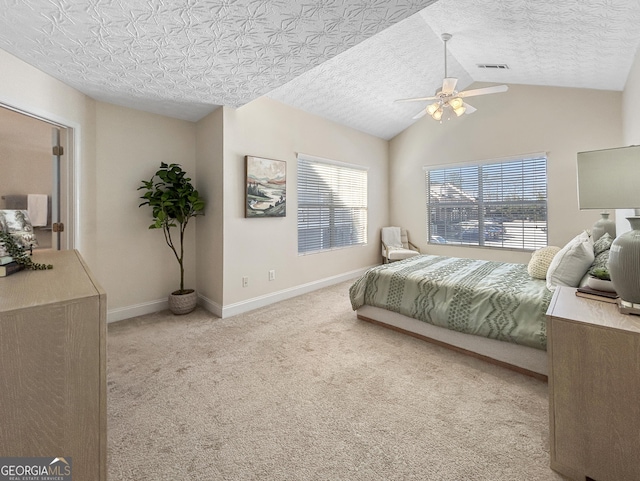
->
xmin=27 ymin=194 xmax=48 ymax=227
xmin=381 ymin=226 xmax=403 ymax=248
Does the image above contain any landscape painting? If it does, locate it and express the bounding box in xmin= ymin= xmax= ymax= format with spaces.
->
xmin=245 ymin=156 xmax=286 ymax=218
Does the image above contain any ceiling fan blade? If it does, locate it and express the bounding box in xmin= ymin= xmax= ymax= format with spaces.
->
xmin=395 ymin=95 xmax=440 ymax=103
xmin=441 ymin=77 xmax=458 ymax=95
xmin=463 ymin=102 xmax=477 ymax=114
xmin=412 ymin=109 xmax=428 ymax=120
xmin=458 ymin=85 xmax=508 ymax=98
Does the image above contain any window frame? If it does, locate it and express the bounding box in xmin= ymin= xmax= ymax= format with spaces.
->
xmin=424 ymin=153 xmax=548 ymax=251
xmin=297 ymin=153 xmax=368 ymax=255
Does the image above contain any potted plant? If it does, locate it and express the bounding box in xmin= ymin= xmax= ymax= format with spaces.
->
xmin=0 ymin=230 xmax=53 ymax=272
xmin=587 ymin=267 xmax=616 ymax=292
xmin=138 ymin=162 xmax=205 ymax=314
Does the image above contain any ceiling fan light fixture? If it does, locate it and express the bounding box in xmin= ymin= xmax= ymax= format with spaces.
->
xmin=426 ymin=102 xmax=440 ymax=116
xmin=453 ymin=104 xmax=466 ymax=117
xmin=394 ymin=32 xmax=508 ymax=123
xmin=449 ymin=97 xmax=463 ymax=110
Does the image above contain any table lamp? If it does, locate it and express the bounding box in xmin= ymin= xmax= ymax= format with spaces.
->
xmin=577 ymin=145 xmax=640 ymax=314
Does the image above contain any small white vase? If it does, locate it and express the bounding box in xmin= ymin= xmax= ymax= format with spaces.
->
xmin=586 ymin=276 xmax=616 ymax=293
xmin=168 ymin=289 xmax=197 ymax=315
xmin=609 ymin=217 xmax=640 ymax=304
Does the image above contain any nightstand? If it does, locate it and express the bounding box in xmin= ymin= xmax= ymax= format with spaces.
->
xmin=546 ymin=286 xmax=640 ymax=481
xmin=0 ymin=250 xmax=107 ymax=481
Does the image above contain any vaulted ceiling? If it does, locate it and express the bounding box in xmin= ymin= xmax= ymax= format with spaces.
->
xmin=1 ymin=0 xmax=639 ymax=140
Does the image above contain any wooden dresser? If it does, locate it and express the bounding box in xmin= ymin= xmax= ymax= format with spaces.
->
xmin=546 ymin=286 xmax=640 ymax=481
xmin=0 ymin=250 xmax=106 ymax=481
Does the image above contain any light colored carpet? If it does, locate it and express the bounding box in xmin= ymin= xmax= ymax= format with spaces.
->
xmin=107 ymin=281 xmax=563 ymax=481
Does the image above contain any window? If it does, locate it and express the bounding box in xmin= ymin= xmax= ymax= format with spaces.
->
xmin=425 ymin=154 xmax=547 ymax=250
xmin=297 ymin=154 xmax=367 ymax=254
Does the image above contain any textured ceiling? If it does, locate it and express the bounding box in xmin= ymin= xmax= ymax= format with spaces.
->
xmin=267 ymin=12 xmax=474 ymax=140
xmin=271 ymin=0 xmax=640 ymax=138
xmin=1 ymin=0 xmax=640 ymax=140
xmin=0 ymin=0 xmax=434 ymax=120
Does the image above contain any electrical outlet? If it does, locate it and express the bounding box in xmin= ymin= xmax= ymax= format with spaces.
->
xmin=268 ymin=270 xmax=276 ymax=281
xmin=242 ymin=276 xmax=249 ymax=287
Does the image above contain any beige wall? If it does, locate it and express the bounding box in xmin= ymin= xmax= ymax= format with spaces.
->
xmin=616 ymin=45 xmax=640 ymax=231
xmin=623 ymin=47 xmax=640 ymax=145
xmin=0 ymin=48 xmax=98 ymax=263
xmin=220 ymin=97 xmax=389 ymax=307
xmin=195 ymin=107 xmax=224 ymax=311
xmin=95 ymin=102 xmax=197 ymax=312
xmin=389 ymin=84 xmax=623 ymax=264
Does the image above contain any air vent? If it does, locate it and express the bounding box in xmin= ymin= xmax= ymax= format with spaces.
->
xmin=477 ymin=64 xmax=509 ymax=70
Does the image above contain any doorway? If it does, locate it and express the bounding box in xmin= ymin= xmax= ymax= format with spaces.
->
xmin=0 ymin=105 xmax=72 ymax=250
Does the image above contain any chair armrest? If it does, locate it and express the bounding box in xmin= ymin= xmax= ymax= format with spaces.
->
xmin=381 ymin=240 xmax=391 ymax=263
xmin=408 ymin=241 xmax=420 ymax=253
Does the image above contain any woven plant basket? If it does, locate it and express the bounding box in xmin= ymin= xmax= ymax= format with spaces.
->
xmin=168 ymin=289 xmax=197 ymax=315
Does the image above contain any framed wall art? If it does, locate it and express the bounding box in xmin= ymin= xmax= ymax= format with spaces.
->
xmin=245 ymin=156 xmax=286 ymax=218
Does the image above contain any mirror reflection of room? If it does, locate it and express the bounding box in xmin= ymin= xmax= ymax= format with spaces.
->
xmin=0 ymin=106 xmax=54 ymax=250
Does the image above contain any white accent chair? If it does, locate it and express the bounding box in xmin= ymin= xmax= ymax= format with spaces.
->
xmin=381 ymin=227 xmax=420 ymax=264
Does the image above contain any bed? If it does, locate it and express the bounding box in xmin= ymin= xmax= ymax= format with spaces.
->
xmin=349 ymin=254 xmax=554 ymax=380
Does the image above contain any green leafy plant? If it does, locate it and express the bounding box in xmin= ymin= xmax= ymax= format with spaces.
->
xmin=138 ymin=162 xmax=205 ymax=294
xmin=0 ymin=231 xmax=53 ymax=270
xmin=591 ymin=268 xmax=611 ymax=281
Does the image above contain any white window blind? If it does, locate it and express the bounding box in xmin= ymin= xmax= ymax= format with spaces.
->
xmin=426 ymin=155 xmax=547 ymax=250
xmin=297 ymin=154 xmax=368 ymax=254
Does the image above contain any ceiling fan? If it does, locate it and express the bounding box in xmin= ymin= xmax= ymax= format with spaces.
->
xmin=395 ymin=33 xmax=508 ymax=121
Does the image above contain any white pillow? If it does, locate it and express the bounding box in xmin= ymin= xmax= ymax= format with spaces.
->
xmin=546 ymin=231 xmax=594 ymax=291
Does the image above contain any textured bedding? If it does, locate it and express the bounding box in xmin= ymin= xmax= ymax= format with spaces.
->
xmin=349 ymin=255 xmax=553 ymax=350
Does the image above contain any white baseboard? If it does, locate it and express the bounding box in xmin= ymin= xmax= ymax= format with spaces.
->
xmin=197 ymin=293 xmax=223 ymax=318
xmin=107 ymin=298 xmax=168 ymax=323
xmin=218 ymin=266 xmax=373 ymax=319
xmin=107 ymin=265 xmax=374 ymax=323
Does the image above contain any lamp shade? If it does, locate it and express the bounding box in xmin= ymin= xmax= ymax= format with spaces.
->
xmin=577 ymin=145 xmax=640 ymax=209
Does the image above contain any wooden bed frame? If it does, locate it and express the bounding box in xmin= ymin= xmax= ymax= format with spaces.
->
xmin=357 ymin=305 xmax=548 ymax=381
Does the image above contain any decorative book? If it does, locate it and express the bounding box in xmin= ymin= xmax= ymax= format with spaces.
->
xmin=0 ymin=261 xmax=25 ymax=277
xmin=0 ymin=255 xmax=14 ymax=266
xmin=575 ymin=285 xmax=619 ymax=304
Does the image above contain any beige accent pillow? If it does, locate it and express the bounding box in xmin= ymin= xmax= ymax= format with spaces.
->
xmin=546 ymin=231 xmax=595 ymax=291
xmin=528 ymin=246 xmax=562 ymax=279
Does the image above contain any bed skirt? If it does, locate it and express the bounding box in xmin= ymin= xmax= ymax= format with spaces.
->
xmin=356 ymin=305 xmax=548 ymax=380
